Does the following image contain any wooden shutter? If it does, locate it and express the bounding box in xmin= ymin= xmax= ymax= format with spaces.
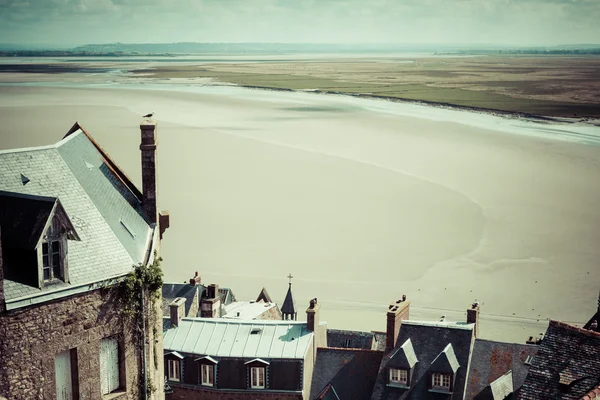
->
xmin=55 ymin=350 xmax=73 ymax=400
xmin=100 ymin=338 xmax=120 ymax=394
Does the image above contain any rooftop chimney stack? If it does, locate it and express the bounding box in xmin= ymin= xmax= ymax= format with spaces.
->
xmin=467 ymin=301 xmax=480 ymax=338
xmin=200 ymin=284 xmax=221 ymax=318
xmin=189 ymin=271 xmax=201 ymax=286
xmin=140 ymin=120 xmax=159 ymax=225
xmin=169 ymin=297 xmax=186 ymax=326
xmin=386 ymin=295 xmax=411 ymax=350
xmin=306 ymin=298 xmax=321 ymax=332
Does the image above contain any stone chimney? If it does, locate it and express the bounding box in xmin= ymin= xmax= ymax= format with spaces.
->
xmin=306 ymin=298 xmax=321 ymax=332
xmin=0 ymin=227 xmax=5 ymax=313
xmin=386 ymin=295 xmax=410 ymax=350
xmin=169 ymin=297 xmax=186 ymax=326
xmin=189 ymin=271 xmax=201 ymax=286
xmin=140 ymin=120 xmax=159 ymax=225
xmin=467 ymin=301 xmax=480 ymax=338
xmin=200 ymin=284 xmax=221 ymax=318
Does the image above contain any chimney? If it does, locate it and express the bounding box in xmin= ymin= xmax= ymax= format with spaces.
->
xmin=200 ymin=284 xmax=221 ymax=318
xmin=169 ymin=297 xmax=186 ymax=326
xmin=0 ymin=227 xmax=5 ymax=313
xmin=306 ymin=298 xmax=321 ymax=332
xmin=467 ymin=301 xmax=480 ymax=338
xmin=189 ymin=271 xmax=201 ymax=286
xmin=140 ymin=120 xmax=158 ymax=225
xmin=386 ymin=295 xmax=410 ymax=350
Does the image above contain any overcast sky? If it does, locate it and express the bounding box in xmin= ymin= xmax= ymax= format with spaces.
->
xmin=1 ymin=0 xmax=599 ymax=47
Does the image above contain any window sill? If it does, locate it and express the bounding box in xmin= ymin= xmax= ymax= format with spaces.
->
xmin=103 ymin=390 xmax=127 ymax=400
xmin=387 ymin=382 xmax=409 ymax=389
xmin=428 ymin=388 xmax=453 ymax=394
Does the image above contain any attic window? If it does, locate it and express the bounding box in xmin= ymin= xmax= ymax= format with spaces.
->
xmin=21 ymin=173 xmax=30 ymax=185
xmin=42 ymin=219 xmax=64 ymax=282
xmin=120 ymin=219 xmax=136 ymax=239
xmin=389 ymin=368 xmax=408 ymax=385
xmin=251 ymin=328 xmax=262 ymax=335
xmin=524 ymin=355 xmax=534 ymax=365
xmin=432 ymin=373 xmax=452 ymax=391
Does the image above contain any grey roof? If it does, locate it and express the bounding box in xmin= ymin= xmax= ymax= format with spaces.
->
xmin=0 ymin=126 xmax=153 ymax=309
xmin=310 ymin=348 xmax=384 ymax=400
xmin=163 ymin=317 xmax=313 ymax=359
xmin=466 ymin=338 xmax=538 ymax=399
xmin=518 ymin=320 xmax=600 ymax=400
xmin=162 ymin=283 xmax=202 ymax=317
xmin=371 ymin=320 xmax=475 ymax=400
xmin=281 ymin=283 xmax=297 ymax=316
xmin=430 ymin=343 xmax=460 ymax=374
xmin=388 ymin=339 xmax=418 ymax=369
xmin=256 ymin=287 xmax=273 ymax=303
xmin=327 ymin=329 xmax=375 ymax=350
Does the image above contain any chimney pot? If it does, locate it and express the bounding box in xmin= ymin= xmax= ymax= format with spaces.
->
xmin=386 ymin=297 xmax=411 ymax=350
xmin=306 ymin=298 xmax=321 ymax=332
xmin=140 ymin=120 xmax=159 ymax=225
xmin=467 ymin=301 xmax=481 ymax=338
xmin=169 ymin=297 xmax=186 ymax=326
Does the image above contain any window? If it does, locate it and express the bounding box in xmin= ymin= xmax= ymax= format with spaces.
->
xmin=168 ymin=359 xmax=181 ymax=382
xmin=100 ymin=338 xmax=120 ymax=395
xmin=42 ymin=239 xmax=62 ymax=281
xmin=201 ymin=364 xmax=214 ymax=386
xmin=432 ymin=373 xmax=451 ymax=390
xmin=389 ymin=368 xmax=408 ymax=385
xmin=250 ymin=367 xmax=265 ymax=389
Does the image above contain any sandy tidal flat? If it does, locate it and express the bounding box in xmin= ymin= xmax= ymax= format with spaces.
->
xmin=0 ymin=83 xmax=599 ymax=343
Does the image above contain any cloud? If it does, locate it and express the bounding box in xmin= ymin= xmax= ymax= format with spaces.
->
xmin=0 ymin=0 xmax=598 ymax=46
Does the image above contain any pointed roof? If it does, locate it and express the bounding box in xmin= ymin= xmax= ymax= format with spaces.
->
xmin=256 ymin=287 xmax=273 ymax=303
xmin=282 ymin=282 xmax=297 ymax=316
xmin=387 ymin=338 xmax=418 ymax=369
xmin=430 ymin=343 xmax=460 ymax=374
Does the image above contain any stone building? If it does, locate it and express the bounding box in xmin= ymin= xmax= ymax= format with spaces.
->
xmin=0 ymin=121 xmax=168 ymax=400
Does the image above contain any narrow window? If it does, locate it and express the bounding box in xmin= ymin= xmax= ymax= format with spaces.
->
xmin=100 ymin=338 xmax=120 ymax=394
xmin=55 ymin=349 xmax=77 ymax=400
xmin=201 ymin=364 xmax=214 ymax=386
xmin=250 ymin=366 xmax=265 ymax=389
xmin=389 ymin=368 xmax=408 ymax=384
xmin=432 ymin=373 xmax=451 ymax=390
xmin=42 ymin=237 xmax=63 ymax=281
xmin=168 ymin=359 xmax=181 ymax=382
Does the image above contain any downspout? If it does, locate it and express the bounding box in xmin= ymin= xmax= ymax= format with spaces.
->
xmin=141 ymin=283 xmax=148 ymax=400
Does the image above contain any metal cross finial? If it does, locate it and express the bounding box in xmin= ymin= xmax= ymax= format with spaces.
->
xmin=287 ymin=273 xmax=294 ymax=284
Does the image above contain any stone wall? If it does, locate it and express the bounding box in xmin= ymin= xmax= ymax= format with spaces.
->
xmin=167 ymin=385 xmax=303 ymax=400
xmin=0 ymin=288 xmax=164 ymax=400
xmin=256 ymin=305 xmax=283 ymax=320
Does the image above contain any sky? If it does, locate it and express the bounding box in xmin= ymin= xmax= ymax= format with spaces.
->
xmin=1 ymin=0 xmax=599 ymax=47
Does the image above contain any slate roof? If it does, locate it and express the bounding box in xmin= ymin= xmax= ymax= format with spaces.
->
xmin=162 ymin=317 xmax=313 ymax=359
xmin=256 ymin=287 xmax=273 ymax=303
xmin=371 ymin=320 xmax=475 ymax=400
xmin=466 ymin=338 xmax=538 ymax=399
xmin=162 ymin=283 xmax=203 ymax=317
xmin=518 ymin=320 xmax=600 ymax=400
xmin=0 ymin=124 xmax=154 ymax=309
xmin=310 ymin=348 xmax=384 ymax=400
xmin=282 ymin=282 xmax=297 ymax=316
xmin=327 ymin=329 xmax=376 ymax=350
xmin=388 ymin=339 xmax=418 ymax=369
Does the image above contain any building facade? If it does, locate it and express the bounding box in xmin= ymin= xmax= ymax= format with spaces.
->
xmin=0 ymin=121 xmax=168 ymax=400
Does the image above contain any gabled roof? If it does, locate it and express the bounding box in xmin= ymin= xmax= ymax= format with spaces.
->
xmin=518 ymin=320 xmax=600 ymax=400
xmin=0 ymin=191 xmax=79 ymax=250
xmin=371 ymin=320 xmax=475 ymax=400
xmin=430 ymin=343 xmax=460 ymax=374
xmin=327 ymin=329 xmax=376 ymax=350
xmin=310 ymin=348 xmax=384 ymax=400
xmin=388 ymin=338 xmax=418 ymax=369
xmin=466 ymin=338 xmax=538 ymax=399
xmin=162 ymin=317 xmax=313 ymax=359
xmin=282 ymin=283 xmax=297 ymax=316
xmin=256 ymin=287 xmax=273 ymax=303
xmin=0 ymin=124 xmax=154 ymax=309
xmin=162 ymin=283 xmax=203 ymax=317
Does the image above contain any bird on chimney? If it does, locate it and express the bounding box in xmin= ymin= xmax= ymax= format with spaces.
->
xmin=143 ymin=112 xmax=154 ymax=118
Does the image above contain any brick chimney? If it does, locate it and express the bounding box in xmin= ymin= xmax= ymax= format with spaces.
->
xmin=189 ymin=271 xmax=201 ymax=286
xmin=169 ymin=297 xmax=186 ymax=326
xmin=200 ymin=284 xmax=221 ymax=318
xmin=467 ymin=301 xmax=480 ymax=338
xmin=386 ymin=295 xmax=410 ymax=350
xmin=0 ymin=227 xmax=5 ymax=313
xmin=306 ymin=298 xmax=321 ymax=332
xmin=140 ymin=120 xmax=158 ymax=225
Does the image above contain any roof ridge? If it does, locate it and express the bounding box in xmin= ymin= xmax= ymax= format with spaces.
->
xmin=580 ymin=384 xmax=600 ymax=400
xmin=550 ymin=320 xmax=600 ymax=338
xmin=317 ymin=346 xmax=383 ymax=354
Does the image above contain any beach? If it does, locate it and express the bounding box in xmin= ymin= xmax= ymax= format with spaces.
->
xmin=0 ymin=77 xmax=599 ymax=343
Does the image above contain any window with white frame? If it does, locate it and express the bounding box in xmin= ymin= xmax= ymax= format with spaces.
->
xmin=389 ymin=368 xmax=408 ymax=385
xmin=250 ymin=366 xmax=265 ymax=389
xmin=200 ymin=364 xmax=214 ymax=386
xmin=168 ymin=359 xmax=181 ymax=382
xmin=432 ymin=373 xmax=451 ymax=390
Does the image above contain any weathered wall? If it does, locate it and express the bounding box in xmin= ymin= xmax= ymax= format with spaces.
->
xmin=0 ymin=288 xmax=164 ymax=400
xmin=256 ymin=305 xmax=283 ymax=320
xmin=167 ymin=385 xmax=303 ymax=400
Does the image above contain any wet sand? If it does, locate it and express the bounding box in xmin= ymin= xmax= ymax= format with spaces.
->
xmin=0 ymin=84 xmax=599 ymax=343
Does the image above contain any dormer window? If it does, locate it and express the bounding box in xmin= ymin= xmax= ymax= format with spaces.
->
xmin=42 ymin=222 xmax=63 ymax=281
xmin=432 ymin=373 xmax=451 ymax=390
xmin=245 ymin=358 xmax=269 ymax=390
xmin=389 ymin=368 xmax=408 ymax=385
